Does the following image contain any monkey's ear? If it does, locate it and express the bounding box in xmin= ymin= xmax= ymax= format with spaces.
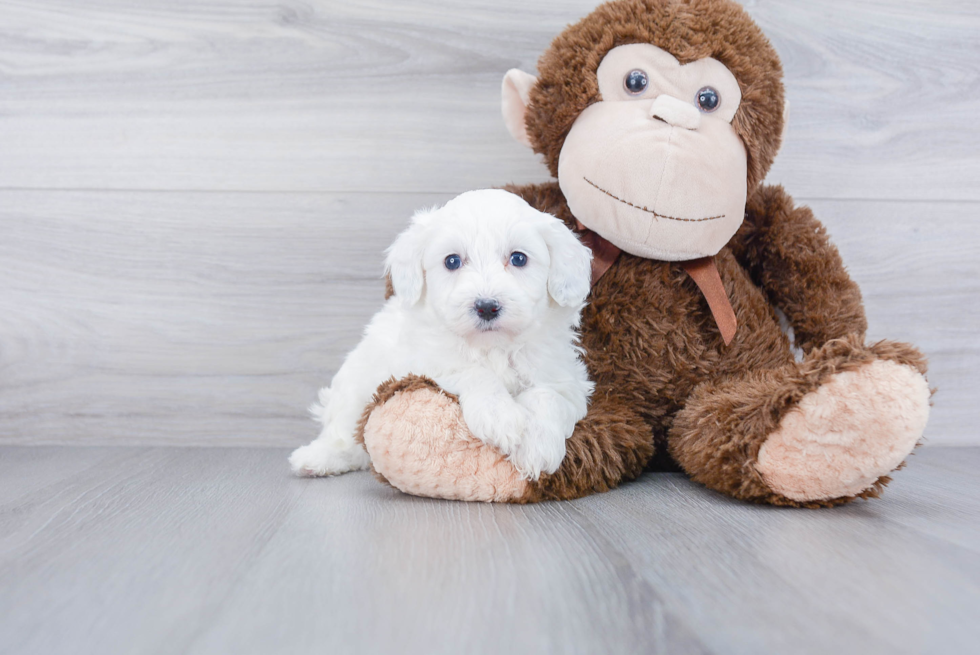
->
xmin=501 ymin=69 xmax=537 ymax=148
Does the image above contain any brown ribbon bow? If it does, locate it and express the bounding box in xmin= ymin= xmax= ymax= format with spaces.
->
xmin=574 ymin=221 xmax=737 ymax=346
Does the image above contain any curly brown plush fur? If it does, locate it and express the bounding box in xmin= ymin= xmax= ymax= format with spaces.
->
xmin=498 ymin=179 xmax=928 ymax=506
xmin=363 ymin=0 xmax=929 ymax=507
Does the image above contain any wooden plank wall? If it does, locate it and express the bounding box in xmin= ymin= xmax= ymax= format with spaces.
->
xmin=1 ymin=0 xmax=977 ymax=446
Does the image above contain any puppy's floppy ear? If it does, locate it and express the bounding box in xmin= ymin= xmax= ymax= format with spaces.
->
xmin=385 ymin=208 xmax=434 ymax=305
xmin=541 ymin=219 xmax=592 ymax=307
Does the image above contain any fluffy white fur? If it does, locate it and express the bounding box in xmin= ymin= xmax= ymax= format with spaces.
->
xmin=289 ymin=189 xmax=594 ymax=481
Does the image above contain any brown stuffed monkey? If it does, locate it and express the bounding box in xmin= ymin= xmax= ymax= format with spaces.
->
xmin=355 ymin=0 xmax=932 ymax=507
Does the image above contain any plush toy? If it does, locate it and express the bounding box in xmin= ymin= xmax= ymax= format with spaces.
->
xmin=355 ymin=0 xmax=932 ymax=507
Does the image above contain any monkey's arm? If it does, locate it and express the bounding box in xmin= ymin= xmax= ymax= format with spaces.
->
xmin=729 ymin=184 xmax=867 ymax=353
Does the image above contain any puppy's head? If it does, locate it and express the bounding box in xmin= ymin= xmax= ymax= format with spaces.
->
xmin=385 ymin=189 xmax=592 ymax=341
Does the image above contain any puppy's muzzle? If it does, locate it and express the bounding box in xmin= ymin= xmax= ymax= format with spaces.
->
xmin=473 ymin=298 xmax=502 ymax=322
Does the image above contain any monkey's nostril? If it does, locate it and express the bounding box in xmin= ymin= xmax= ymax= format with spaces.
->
xmin=474 ymin=298 xmax=502 ymax=321
xmin=649 ymin=95 xmax=701 ymax=130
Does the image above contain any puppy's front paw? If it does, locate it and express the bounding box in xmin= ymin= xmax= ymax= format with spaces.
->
xmin=508 ymin=419 xmax=567 ymax=480
xmin=462 ymin=395 xmax=529 ymax=455
xmin=289 ymin=438 xmax=370 ymax=477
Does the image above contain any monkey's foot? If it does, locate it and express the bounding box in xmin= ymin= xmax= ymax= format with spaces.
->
xmin=756 ymin=359 xmax=931 ymax=502
xmin=358 ymin=376 xmax=527 ymax=502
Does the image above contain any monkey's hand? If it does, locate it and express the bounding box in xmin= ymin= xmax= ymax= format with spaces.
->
xmin=732 ymin=184 xmax=868 ymax=353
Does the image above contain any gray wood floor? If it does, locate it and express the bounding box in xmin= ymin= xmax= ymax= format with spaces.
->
xmin=1 ymin=445 xmax=978 ymax=655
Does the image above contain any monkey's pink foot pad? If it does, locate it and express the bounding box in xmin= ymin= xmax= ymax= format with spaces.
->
xmin=756 ymin=359 xmax=931 ymax=502
xmin=362 ymin=386 xmax=528 ymax=502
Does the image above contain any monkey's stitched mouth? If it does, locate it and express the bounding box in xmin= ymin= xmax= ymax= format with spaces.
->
xmin=583 ymin=177 xmax=725 ymax=223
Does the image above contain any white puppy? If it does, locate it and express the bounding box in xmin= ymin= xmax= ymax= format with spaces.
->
xmin=289 ymin=189 xmax=594 ymax=480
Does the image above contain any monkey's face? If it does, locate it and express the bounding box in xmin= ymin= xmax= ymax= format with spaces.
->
xmin=556 ymin=44 xmax=747 ymax=262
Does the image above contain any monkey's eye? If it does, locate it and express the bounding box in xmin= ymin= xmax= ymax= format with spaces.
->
xmin=624 ymin=70 xmax=649 ymax=95
xmin=445 ymin=254 xmax=462 ymax=270
xmin=509 ymin=252 xmax=528 ymax=267
xmin=696 ymin=87 xmax=720 ymax=112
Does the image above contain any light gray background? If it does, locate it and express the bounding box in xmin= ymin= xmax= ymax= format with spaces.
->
xmin=0 ymin=0 xmax=977 ymax=446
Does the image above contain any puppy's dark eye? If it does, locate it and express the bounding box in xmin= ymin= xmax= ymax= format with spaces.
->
xmin=696 ymin=86 xmax=720 ymax=112
xmin=624 ymin=69 xmax=648 ymax=95
xmin=509 ymin=252 xmax=528 ymax=267
xmin=444 ymin=255 xmax=462 ymax=270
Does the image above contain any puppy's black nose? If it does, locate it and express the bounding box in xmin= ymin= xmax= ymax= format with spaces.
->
xmin=474 ymin=298 xmax=502 ymax=321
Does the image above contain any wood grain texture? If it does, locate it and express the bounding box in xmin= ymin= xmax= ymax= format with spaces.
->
xmin=0 ymin=0 xmax=976 ymax=447
xmin=0 ymin=191 xmax=976 ymax=446
xmin=0 ymin=190 xmax=444 ymax=446
xmin=0 ymin=446 xmax=977 ymax=655
xmin=0 ymin=0 xmax=977 ymax=200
